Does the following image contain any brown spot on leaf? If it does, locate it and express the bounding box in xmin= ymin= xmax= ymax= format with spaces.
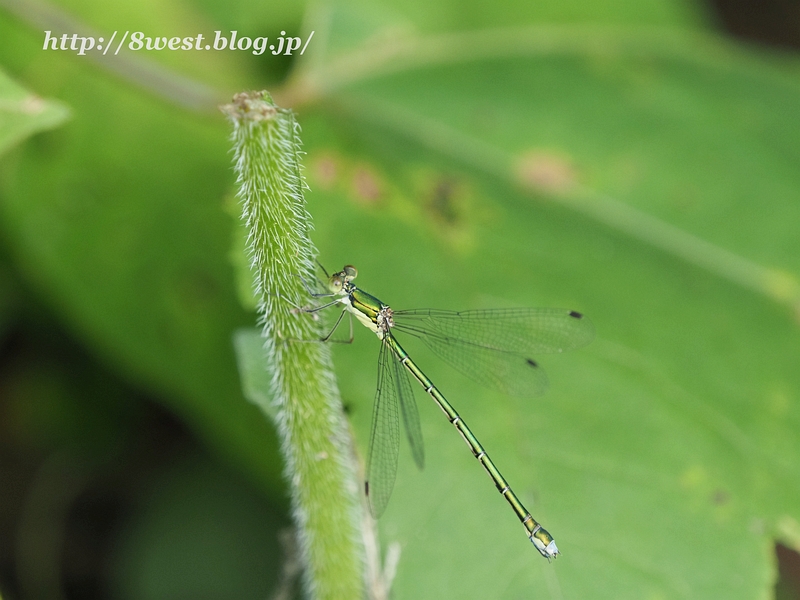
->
xmin=309 ymin=153 xmax=339 ymax=190
xmin=352 ymin=165 xmax=383 ymax=205
xmin=428 ymin=176 xmax=460 ymax=224
xmin=711 ymin=488 xmax=729 ymax=505
xmin=516 ymin=152 xmax=576 ymax=195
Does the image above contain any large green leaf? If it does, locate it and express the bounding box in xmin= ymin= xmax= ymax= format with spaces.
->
xmin=0 ymin=2 xmax=283 ymax=497
xmin=290 ymin=6 xmax=799 ymax=599
xmin=1 ymin=0 xmax=799 ymax=598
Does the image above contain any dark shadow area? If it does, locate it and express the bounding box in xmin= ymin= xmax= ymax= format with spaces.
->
xmin=707 ymin=0 xmax=800 ymax=51
xmin=0 ymin=280 xmax=289 ymax=599
xmin=777 ymin=543 xmax=800 ymax=600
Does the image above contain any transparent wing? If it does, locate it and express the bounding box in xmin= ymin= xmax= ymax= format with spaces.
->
xmin=366 ymin=341 xmax=400 ymax=518
xmin=419 ymin=333 xmax=549 ymax=397
xmin=394 ymin=308 xmax=594 ymax=354
xmin=391 ymin=336 xmax=425 ymax=471
xmin=366 ymin=337 xmax=425 ymax=518
xmin=393 ymin=308 xmax=593 ymax=398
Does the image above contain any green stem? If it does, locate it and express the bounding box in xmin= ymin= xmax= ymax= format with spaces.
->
xmin=222 ymin=91 xmax=363 ymax=599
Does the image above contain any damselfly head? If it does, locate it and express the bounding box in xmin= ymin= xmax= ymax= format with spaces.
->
xmin=328 ymin=265 xmax=358 ymax=294
xmin=342 ymin=265 xmax=358 ymax=282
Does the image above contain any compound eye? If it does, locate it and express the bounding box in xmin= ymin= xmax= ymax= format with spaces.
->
xmin=343 ymin=265 xmax=358 ymax=281
xmin=328 ymin=275 xmax=343 ymax=293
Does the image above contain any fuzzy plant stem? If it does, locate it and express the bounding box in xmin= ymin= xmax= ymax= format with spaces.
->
xmin=222 ymin=91 xmax=363 ymax=599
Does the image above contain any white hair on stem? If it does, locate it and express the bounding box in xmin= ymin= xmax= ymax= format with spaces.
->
xmin=223 ymin=91 xmax=365 ymax=600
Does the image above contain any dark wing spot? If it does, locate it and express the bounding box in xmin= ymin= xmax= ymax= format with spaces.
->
xmin=365 ymin=481 xmax=369 ymax=495
xmin=569 ymin=311 xmax=583 ymax=319
xmin=526 ymin=358 xmax=539 ymax=368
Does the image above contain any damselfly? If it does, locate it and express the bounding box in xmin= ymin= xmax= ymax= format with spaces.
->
xmin=303 ymin=265 xmax=593 ymax=559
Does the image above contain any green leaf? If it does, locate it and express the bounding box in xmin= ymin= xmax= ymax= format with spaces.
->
xmin=234 ymin=328 xmax=278 ymax=421
xmin=0 ymin=4 xmax=283 ymax=499
xmin=287 ymin=4 xmax=799 ymax=599
xmin=0 ymin=66 xmax=69 ymax=157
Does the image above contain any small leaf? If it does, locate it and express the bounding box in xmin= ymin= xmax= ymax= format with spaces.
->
xmin=0 ymin=67 xmax=69 ymax=156
xmin=233 ymin=328 xmax=277 ymax=422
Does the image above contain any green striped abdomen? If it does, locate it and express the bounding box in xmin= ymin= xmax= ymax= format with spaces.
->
xmin=384 ymin=333 xmax=559 ymax=559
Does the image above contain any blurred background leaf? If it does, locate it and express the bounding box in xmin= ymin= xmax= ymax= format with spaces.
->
xmin=1 ymin=0 xmax=800 ymax=598
xmin=0 ymin=65 xmax=68 ymax=157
